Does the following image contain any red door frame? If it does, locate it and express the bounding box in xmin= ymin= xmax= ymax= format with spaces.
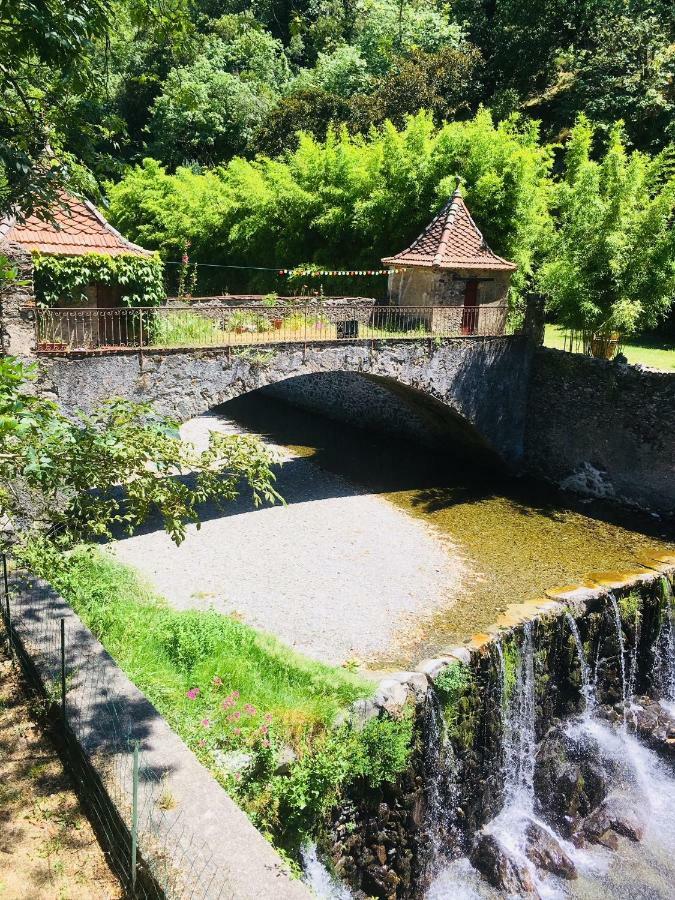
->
xmin=461 ymin=279 xmax=479 ymax=334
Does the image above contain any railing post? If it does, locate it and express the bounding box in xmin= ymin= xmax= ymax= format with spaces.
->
xmin=131 ymin=740 xmax=140 ymax=896
xmin=2 ymin=554 xmax=11 ymax=658
xmin=60 ymin=617 xmax=66 ymax=721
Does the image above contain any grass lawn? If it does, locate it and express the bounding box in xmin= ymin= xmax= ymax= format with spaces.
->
xmin=30 ymin=546 xmax=414 ymax=851
xmin=544 ymin=325 xmax=675 ymax=372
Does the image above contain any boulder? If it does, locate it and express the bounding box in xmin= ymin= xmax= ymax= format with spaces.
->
xmin=629 ymin=697 xmax=675 ymax=759
xmin=470 ymin=832 xmax=540 ymax=898
xmin=534 ymin=725 xmax=609 ymax=835
xmin=524 ymin=819 xmax=577 ymax=880
xmin=582 ymin=796 xmax=645 ymax=845
xmin=274 ymin=744 xmax=297 ymax=775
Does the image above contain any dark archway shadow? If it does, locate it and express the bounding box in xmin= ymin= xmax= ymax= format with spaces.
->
xmin=103 ymin=370 xmax=672 ymax=545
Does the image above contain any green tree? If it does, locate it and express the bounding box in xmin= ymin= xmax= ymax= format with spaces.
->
xmin=109 ymin=109 xmax=554 ymax=311
xmin=0 ymin=0 xmax=111 ymax=218
xmin=566 ymin=9 xmax=675 ymax=151
xmin=0 ymin=353 xmax=280 ymax=548
xmin=149 ymin=54 xmax=271 ymax=166
xmin=538 ymin=117 xmax=675 ymax=340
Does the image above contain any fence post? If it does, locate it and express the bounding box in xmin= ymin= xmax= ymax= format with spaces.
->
xmin=131 ymin=740 xmax=140 ymax=897
xmin=60 ymin=617 xmax=66 ymax=721
xmin=2 ymin=554 xmax=11 ymax=658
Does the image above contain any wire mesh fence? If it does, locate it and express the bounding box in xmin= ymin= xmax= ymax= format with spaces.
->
xmin=1 ymin=553 xmax=235 ymax=899
xmin=35 ymin=303 xmax=510 ymax=354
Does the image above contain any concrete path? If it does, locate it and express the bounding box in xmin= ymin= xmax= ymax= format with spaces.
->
xmin=112 ymin=413 xmax=466 ymax=667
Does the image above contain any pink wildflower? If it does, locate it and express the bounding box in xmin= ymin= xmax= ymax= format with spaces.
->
xmin=186 ymin=688 xmax=200 ymax=700
xmin=262 ymin=739 xmax=270 ymax=748
xmin=212 ymin=676 xmax=223 ymax=687
xmin=197 ymin=739 xmax=207 ymax=748
xmin=264 ymin=713 xmax=273 ymax=723
xmin=228 ymin=711 xmax=241 ymax=722
xmin=243 ymin=704 xmax=257 ymax=716
xmin=233 ymin=727 xmax=241 ymax=736
xmin=200 ymin=718 xmax=210 ymax=728
xmin=231 ymin=690 xmax=240 ymax=700
xmin=259 ymin=724 xmax=269 ymax=735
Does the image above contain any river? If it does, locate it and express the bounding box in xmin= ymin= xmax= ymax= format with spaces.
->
xmin=215 ymin=391 xmax=673 ymax=667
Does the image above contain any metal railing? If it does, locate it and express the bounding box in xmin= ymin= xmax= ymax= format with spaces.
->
xmin=35 ymin=303 xmax=509 ymax=354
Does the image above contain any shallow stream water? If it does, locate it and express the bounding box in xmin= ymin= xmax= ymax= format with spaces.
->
xmin=221 ymin=392 xmax=674 ymax=667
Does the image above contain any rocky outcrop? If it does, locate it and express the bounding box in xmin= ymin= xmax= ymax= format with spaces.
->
xmin=534 ymin=725 xmax=609 ymax=836
xmin=524 ymin=819 xmax=577 ymax=879
xmin=581 ymin=796 xmax=645 ymax=846
xmin=470 ymin=832 xmax=539 ymax=897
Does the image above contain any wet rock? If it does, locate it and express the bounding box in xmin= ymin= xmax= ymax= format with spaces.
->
xmin=629 ymin=697 xmax=675 ymax=759
xmin=534 ymin=725 xmax=608 ymax=835
xmin=582 ymin=796 xmax=645 ymax=845
xmin=524 ymin=819 xmax=577 ymax=880
xmin=470 ymin=832 xmax=540 ymax=898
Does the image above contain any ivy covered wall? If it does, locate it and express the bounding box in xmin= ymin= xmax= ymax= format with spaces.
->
xmin=33 ymin=252 xmax=165 ymax=307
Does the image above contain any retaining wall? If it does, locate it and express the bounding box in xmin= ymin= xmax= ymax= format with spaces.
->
xmin=524 ymin=348 xmax=675 ymax=517
xmin=3 ymin=563 xmax=311 ymax=900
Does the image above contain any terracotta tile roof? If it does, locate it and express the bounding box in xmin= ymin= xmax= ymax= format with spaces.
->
xmin=382 ymin=188 xmax=516 ymax=271
xmin=0 ymin=193 xmax=151 ymax=257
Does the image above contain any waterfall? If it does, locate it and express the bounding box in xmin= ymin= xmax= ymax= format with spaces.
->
xmin=503 ymin=621 xmax=536 ymax=809
xmin=423 ymin=688 xmax=460 ymax=876
xmin=652 ymin=599 xmax=675 ymax=708
xmin=565 ymin=612 xmax=595 ymax=712
xmin=608 ymin=593 xmax=628 ymax=725
xmin=627 ymin=605 xmax=641 ymax=704
xmin=301 ymin=843 xmax=353 ymax=899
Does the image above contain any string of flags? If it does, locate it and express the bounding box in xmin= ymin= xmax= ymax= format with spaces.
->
xmin=278 ymin=268 xmax=400 ymax=277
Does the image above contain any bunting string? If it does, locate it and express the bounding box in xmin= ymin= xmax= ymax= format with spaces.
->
xmin=278 ymin=268 xmax=399 ymax=277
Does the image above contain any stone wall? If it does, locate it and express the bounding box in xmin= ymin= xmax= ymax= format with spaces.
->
xmin=388 ymin=267 xmax=510 ymax=308
xmin=0 ymin=241 xmax=35 ymax=356
xmin=524 ymin=348 xmax=675 ymax=517
xmin=38 ymin=336 xmax=536 ymax=464
xmin=329 ymin=556 xmax=675 ymax=898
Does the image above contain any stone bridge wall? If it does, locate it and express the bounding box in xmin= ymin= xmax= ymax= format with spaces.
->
xmin=37 ymin=337 xmax=535 ymax=465
xmin=524 ymin=349 xmax=675 ymax=517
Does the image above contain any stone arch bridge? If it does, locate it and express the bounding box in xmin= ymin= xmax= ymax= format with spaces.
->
xmin=37 ymin=336 xmax=535 ymax=465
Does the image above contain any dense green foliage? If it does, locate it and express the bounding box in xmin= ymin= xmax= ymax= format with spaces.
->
xmin=33 ymin=251 xmax=165 ymax=306
xmin=3 ymin=0 xmax=673 ymax=220
xmin=0 ymin=354 xmax=280 ymax=547
xmin=30 ymin=545 xmax=413 ymax=847
xmin=3 ymin=2 xmax=674 ymax=331
xmin=0 ymin=0 xmax=111 ymax=218
xmin=108 ymin=110 xmax=554 ymax=311
xmin=539 ymin=118 xmax=675 ymax=335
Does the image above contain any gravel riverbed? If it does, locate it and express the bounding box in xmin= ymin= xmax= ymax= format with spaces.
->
xmin=112 ymin=412 xmax=467 ymax=667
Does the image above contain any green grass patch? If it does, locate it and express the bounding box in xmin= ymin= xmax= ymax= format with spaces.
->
xmin=28 ymin=545 xmax=413 ymax=851
xmin=544 ymin=325 xmax=675 ymax=371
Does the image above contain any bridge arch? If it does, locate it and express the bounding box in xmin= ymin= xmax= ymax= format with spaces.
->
xmin=39 ymin=337 xmax=534 ymax=465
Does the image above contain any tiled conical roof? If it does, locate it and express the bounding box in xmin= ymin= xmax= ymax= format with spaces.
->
xmin=0 ymin=193 xmax=151 ymax=257
xmin=382 ymin=185 xmax=516 ymax=271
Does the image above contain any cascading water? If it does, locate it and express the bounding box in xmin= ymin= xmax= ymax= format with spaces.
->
xmin=607 ymin=594 xmax=628 ymax=725
xmin=424 ymin=593 xmax=675 ymax=899
xmin=423 ymin=686 xmax=461 ymax=878
xmin=301 ymin=843 xmax=353 ymax=899
xmin=652 ymin=598 xmax=675 ymax=712
xmin=502 ymin=621 xmax=536 ymax=809
xmin=565 ymin=612 xmax=594 ymax=712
